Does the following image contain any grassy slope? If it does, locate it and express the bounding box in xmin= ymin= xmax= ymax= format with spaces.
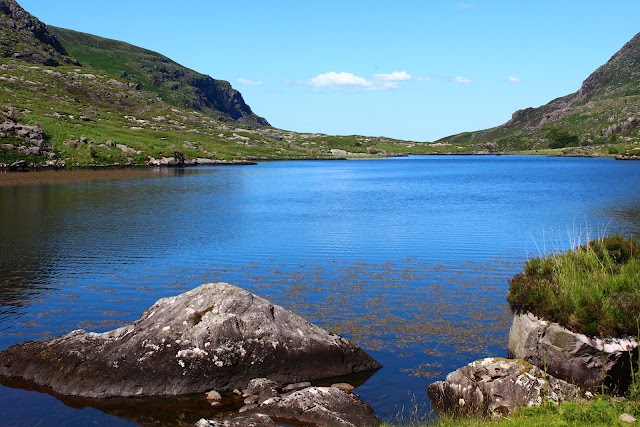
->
xmin=438 ymin=33 xmax=640 ymax=157
xmin=48 ymin=27 xmax=266 ymax=126
xmin=0 ymin=56 xmax=450 ymax=166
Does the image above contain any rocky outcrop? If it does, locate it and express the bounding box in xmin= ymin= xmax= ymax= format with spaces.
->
xmin=0 ymin=0 xmax=77 ymax=66
xmin=508 ymin=312 xmax=638 ymax=393
xmin=190 ymin=77 xmax=269 ymax=127
xmin=427 ymin=357 xmax=581 ymax=417
xmin=0 ymin=282 xmax=381 ymax=398
xmin=199 ymin=385 xmax=380 ymax=427
xmin=0 ymin=107 xmax=56 ymax=164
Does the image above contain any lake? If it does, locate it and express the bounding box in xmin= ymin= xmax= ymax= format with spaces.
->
xmin=1 ymin=155 xmax=639 ymax=426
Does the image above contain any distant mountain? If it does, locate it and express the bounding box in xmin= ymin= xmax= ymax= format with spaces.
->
xmin=0 ymin=0 xmax=77 ymax=66
xmin=49 ymin=27 xmax=269 ymax=127
xmin=439 ymin=32 xmax=640 ymax=154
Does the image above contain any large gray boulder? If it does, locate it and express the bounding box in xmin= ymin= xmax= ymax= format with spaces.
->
xmin=508 ymin=312 xmax=638 ymax=393
xmin=0 ymin=283 xmax=381 ymax=398
xmin=427 ymin=357 xmax=581 ymax=417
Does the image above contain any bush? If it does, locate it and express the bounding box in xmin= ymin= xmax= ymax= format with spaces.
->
xmin=546 ymin=129 xmax=580 ymax=149
xmin=507 ymin=235 xmax=640 ymax=336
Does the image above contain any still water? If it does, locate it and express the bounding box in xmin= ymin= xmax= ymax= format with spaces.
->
xmin=1 ymin=155 xmax=639 ymax=425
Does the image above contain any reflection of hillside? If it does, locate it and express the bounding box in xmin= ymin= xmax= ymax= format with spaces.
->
xmin=0 ymin=168 xmax=242 ymax=312
xmin=0 ymin=185 xmax=57 ymax=310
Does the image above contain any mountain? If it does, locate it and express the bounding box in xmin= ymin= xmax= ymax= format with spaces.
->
xmin=0 ymin=0 xmax=76 ymax=66
xmin=49 ymin=27 xmax=269 ymax=127
xmin=439 ymin=32 xmax=640 ymax=156
xmin=0 ymin=0 xmax=428 ymax=168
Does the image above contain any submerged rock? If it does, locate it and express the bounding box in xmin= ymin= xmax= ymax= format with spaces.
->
xmin=201 ymin=386 xmax=380 ymax=427
xmin=428 ymin=357 xmax=581 ymax=417
xmin=508 ymin=312 xmax=638 ymax=393
xmin=0 ymin=282 xmax=380 ymax=398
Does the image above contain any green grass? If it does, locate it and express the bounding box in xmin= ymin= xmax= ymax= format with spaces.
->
xmin=384 ymin=397 xmax=640 ymax=426
xmin=507 ymin=235 xmax=640 ymax=337
xmin=1 ymin=58 xmax=458 ymax=166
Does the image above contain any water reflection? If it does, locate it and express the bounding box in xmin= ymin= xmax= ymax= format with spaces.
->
xmin=1 ymin=157 xmax=640 ymax=425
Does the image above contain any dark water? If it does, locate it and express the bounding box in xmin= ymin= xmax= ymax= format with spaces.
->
xmin=1 ymin=156 xmax=639 ymax=426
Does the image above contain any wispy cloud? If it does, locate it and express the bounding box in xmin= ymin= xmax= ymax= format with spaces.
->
xmin=416 ymin=76 xmax=433 ymax=82
xmin=507 ymin=76 xmax=521 ymax=83
xmin=374 ymin=71 xmax=412 ymax=81
xmin=456 ymin=2 xmax=472 ymax=9
xmin=310 ymin=72 xmax=371 ymax=89
xmin=309 ymin=71 xmax=412 ymax=91
xmin=237 ymin=78 xmax=262 ymax=86
xmin=454 ymin=76 xmax=472 ymax=84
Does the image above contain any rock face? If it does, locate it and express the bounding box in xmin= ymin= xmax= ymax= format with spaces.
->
xmin=0 ymin=107 xmax=57 ymax=166
xmin=0 ymin=282 xmax=381 ymax=398
xmin=428 ymin=357 xmax=581 ymax=417
xmin=200 ymin=385 xmax=380 ymax=427
xmin=508 ymin=312 xmax=638 ymax=393
xmin=0 ymin=0 xmax=77 ymax=66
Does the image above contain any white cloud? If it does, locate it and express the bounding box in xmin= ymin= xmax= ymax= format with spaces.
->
xmin=374 ymin=71 xmax=412 ymax=81
xmin=237 ymin=78 xmax=262 ymax=86
xmin=454 ymin=76 xmax=472 ymax=84
xmin=457 ymin=2 xmax=472 ymax=9
xmin=309 ymin=71 xmax=412 ymax=91
xmin=416 ymin=76 xmax=433 ymax=82
xmin=507 ymin=76 xmax=521 ymax=83
xmin=309 ymin=72 xmax=372 ymax=89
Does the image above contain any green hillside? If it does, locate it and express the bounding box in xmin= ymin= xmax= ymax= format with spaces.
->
xmin=439 ymin=33 xmax=640 ymax=158
xmin=48 ymin=27 xmax=268 ymax=127
xmin=0 ymin=0 xmax=447 ymax=168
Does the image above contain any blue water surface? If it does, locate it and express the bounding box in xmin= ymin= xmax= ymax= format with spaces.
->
xmin=1 ymin=155 xmax=639 ymax=425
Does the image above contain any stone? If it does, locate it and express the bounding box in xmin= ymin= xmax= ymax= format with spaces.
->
xmin=508 ymin=312 xmax=638 ymax=393
xmin=257 ymin=387 xmax=278 ymax=404
xmin=1 ymin=144 xmax=14 ymax=151
xmin=116 ymin=143 xmax=138 ymax=155
xmin=250 ymin=386 xmax=380 ymax=427
xmin=282 ymin=381 xmax=312 ymax=393
xmin=198 ymin=413 xmax=277 ymax=426
xmin=244 ymin=395 xmax=259 ymax=405
xmin=0 ymin=283 xmax=380 ymax=398
xmin=427 ymin=357 xmax=581 ymax=417
xmin=331 ymin=382 xmax=355 ymax=393
xmin=242 ymin=378 xmax=279 ymax=397
xmin=205 ymin=389 xmax=221 ymax=401
xmin=620 ymin=413 xmax=637 ymax=423
xmin=238 ymin=404 xmax=259 ymax=413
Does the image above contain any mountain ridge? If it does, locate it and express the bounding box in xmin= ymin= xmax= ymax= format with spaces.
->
xmin=438 ymin=31 xmax=640 ymax=155
xmin=48 ymin=26 xmax=269 ymax=127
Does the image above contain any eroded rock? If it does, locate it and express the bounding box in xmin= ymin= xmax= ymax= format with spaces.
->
xmin=0 ymin=282 xmax=380 ymax=398
xmin=428 ymin=357 xmax=581 ymax=417
xmin=203 ymin=386 xmax=380 ymax=427
xmin=508 ymin=312 xmax=638 ymax=393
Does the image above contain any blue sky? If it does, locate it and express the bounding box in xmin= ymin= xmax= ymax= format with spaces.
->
xmin=19 ymin=0 xmax=640 ymax=142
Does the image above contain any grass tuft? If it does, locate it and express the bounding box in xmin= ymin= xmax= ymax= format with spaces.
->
xmin=507 ymin=235 xmax=640 ymax=337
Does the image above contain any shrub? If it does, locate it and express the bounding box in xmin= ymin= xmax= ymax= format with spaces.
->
xmin=546 ymin=129 xmax=580 ymax=149
xmin=507 ymin=235 xmax=640 ymax=337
